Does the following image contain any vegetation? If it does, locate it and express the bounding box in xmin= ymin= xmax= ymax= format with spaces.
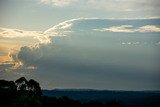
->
xmin=0 ymin=77 xmax=125 ymax=107
xmin=0 ymin=77 xmax=42 ymax=107
xmin=1 ymin=77 xmax=159 ymax=107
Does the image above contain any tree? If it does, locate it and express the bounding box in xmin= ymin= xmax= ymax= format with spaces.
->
xmin=28 ymin=79 xmax=42 ymax=96
xmin=15 ymin=77 xmax=42 ymax=96
xmin=0 ymin=80 xmax=16 ymax=89
xmin=15 ymin=77 xmax=28 ymax=91
xmin=105 ymin=100 xmax=125 ymax=107
xmin=0 ymin=80 xmax=17 ymax=107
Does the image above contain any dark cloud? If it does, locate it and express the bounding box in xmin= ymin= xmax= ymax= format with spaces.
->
xmin=2 ymin=18 xmax=160 ymax=90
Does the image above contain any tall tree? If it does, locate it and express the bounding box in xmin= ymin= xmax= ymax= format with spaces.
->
xmin=15 ymin=77 xmax=28 ymax=91
xmin=0 ymin=80 xmax=16 ymax=91
xmin=28 ymin=79 xmax=42 ymax=96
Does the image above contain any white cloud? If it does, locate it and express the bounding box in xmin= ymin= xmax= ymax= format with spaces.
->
xmin=94 ymin=25 xmax=160 ymax=33
xmin=121 ymin=42 xmax=140 ymax=45
xmin=138 ymin=25 xmax=160 ymax=32
xmin=0 ymin=27 xmax=53 ymax=44
xmin=0 ymin=27 xmax=42 ymax=38
xmin=44 ymin=18 xmax=76 ymax=36
xmin=45 ymin=18 xmax=160 ymax=37
xmin=124 ymin=9 xmax=135 ymax=12
xmin=94 ymin=25 xmax=135 ymax=33
xmin=40 ymin=0 xmax=77 ymax=7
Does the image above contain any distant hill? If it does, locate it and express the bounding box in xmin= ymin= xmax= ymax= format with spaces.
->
xmin=43 ymin=89 xmax=160 ymax=107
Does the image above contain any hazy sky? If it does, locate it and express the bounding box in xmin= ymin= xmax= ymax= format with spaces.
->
xmin=0 ymin=0 xmax=160 ymax=30
xmin=0 ymin=0 xmax=160 ymax=90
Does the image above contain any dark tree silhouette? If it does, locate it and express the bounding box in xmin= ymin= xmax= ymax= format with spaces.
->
xmin=1 ymin=77 xmax=159 ymax=107
xmin=28 ymin=79 xmax=42 ymax=96
xmin=0 ymin=80 xmax=16 ymax=90
xmin=15 ymin=77 xmax=28 ymax=91
xmin=84 ymin=100 xmax=104 ymax=107
xmin=12 ymin=77 xmax=42 ymax=107
xmin=105 ymin=100 xmax=125 ymax=107
xmin=0 ymin=80 xmax=17 ymax=107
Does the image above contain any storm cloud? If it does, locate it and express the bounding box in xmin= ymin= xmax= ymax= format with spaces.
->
xmin=4 ymin=18 xmax=159 ymax=90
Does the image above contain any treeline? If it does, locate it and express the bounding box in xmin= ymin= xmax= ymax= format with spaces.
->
xmin=0 ymin=77 xmax=124 ymax=107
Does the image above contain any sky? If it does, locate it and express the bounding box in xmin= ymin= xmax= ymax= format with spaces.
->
xmin=0 ymin=0 xmax=160 ymax=90
xmin=0 ymin=0 xmax=160 ymax=30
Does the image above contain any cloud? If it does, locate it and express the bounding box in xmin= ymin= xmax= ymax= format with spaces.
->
xmin=17 ymin=45 xmax=44 ymax=67
xmin=0 ymin=26 xmax=66 ymax=67
xmin=9 ymin=18 xmax=160 ymax=69
xmin=94 ymin=25 xmax=160 ymax=33
xmin=1 ymin=18 xmax=160 ymax=68
xmin=44 ymin=18 xmax=77 ymax=36
xmin=40 ymin=0 xmax=77 ymax=7
xmin=0 ymin=63 xmax=14 ymax=72
xmin=39 ymin=0 xmax=160 ymax=14
xmin=38 ymin=0 xmax=160 ymax=19
xmin=0 ymin=27 xmax=51 ymax=70
xmin=1 ymin=18 xmax=160 ymax=89
xmin=138 ymin=25 xmax=160 ymax=32
xmin=44 ymin=18 xmax=160 ymax=35
xmin=94 ymin=25 xmax=135 ymax=33
xmin=0 ymin=27 xmax=50 ymax=44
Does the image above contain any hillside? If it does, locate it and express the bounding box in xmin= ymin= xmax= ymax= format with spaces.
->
xmin=43 ymin=89 xmax=160 ymax=107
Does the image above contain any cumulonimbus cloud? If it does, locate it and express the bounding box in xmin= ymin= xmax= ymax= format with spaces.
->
xmin=9 ymin=18 xmax=160 ymax=65
xmin=1 ymin=18 xmax=160 ymax=90
xmin=1 ymin=18 xmax=160 ymax=71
